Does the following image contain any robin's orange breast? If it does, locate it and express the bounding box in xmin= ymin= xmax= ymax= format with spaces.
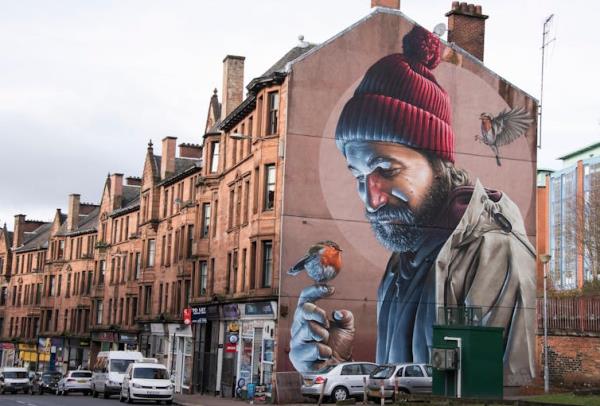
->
xmin=320 ymin=247 xmax=342 ymax=271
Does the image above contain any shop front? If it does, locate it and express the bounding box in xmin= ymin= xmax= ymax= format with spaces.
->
xmin=0 ymin=343 xmax=16 ymax=367
xmin=236 ymin=301 xmax=276 ymax=399
xmin=90 ymin=331 xmax=117 ymax=368
xmin=220 ymin=304 xmax=240 ymax=398
xmin=191 ymin=304 xmax=220 ymax=394
xmin=118 ymin=333 xmax=138 ymax=351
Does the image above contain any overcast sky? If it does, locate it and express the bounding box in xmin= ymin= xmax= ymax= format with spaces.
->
xmin=1 ymin=0 xmax=598 ymax=229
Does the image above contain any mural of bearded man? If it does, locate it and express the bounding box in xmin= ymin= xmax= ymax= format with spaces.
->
xmin=288 ymin=25 xmax=536 ymax=384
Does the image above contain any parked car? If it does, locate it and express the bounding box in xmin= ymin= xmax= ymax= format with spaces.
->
xmin=120 ymin=359 xmax=174 ymax=404
xmin=57 ymin=370 xmax=92 ymax=395
xmin=39 ymin=371 xmax=62 ymax=394
xmin=301 ymin=362 xmax=378 ymax=402
xmin=91 ymin=350 xmax=144 ymax=399
xmin=0 ymin=367 xmax=32 ymax=394
xmin=367 ymin=363 xmax=432 ymax=400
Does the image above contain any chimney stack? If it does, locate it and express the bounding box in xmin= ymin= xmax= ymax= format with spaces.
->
xmin=371 ymin=0 xmax=400 ymax=9
xmin=445 ymin=2 xmax=488 ymax=62
xmin=161 ymin=136 xmax=177 ymax=179
xmin=12 ymin=214 xmax=26 ymax=249
xmin=67 ymin=194 xmax=80 ymax=232
xmin=179 ymin=143 xmax=203 ymax=159
xmin=126 ymin=176 xmax=142 ymax=186
xmin=110 ymin=173 xmax=124 ymax=210
xmin=221 ymin=55 xmax=245 ymax=118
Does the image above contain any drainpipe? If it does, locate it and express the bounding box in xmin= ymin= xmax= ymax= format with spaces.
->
xmin=444 ymin=336 xmax=462 ymax=398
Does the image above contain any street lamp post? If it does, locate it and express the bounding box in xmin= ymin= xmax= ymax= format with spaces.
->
xmin=540 ymin=254 xmax=552 ymax=394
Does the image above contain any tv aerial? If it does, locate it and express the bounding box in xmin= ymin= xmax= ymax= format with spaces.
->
xmin=433 ymin=23 xmax=447 ymax=37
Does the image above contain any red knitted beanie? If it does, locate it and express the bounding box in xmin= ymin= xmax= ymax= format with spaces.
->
xmin=335 ymin=25 xmax=455 ymax=163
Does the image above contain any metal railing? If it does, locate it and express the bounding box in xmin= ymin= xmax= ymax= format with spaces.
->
xmin=537 ymin=296 xmax=600 ymax=333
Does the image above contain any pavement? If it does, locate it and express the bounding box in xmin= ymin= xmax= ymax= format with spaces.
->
xmin=173 ymin=393 xmax=317 ymax=406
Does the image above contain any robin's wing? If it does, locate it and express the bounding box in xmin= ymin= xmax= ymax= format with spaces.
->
xmin=287 ymin=254 xmax=311 ymax=275
xmin=491 ymin=108 xmax=533 ymax=147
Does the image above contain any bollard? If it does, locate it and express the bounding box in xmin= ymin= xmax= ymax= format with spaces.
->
xmin=317 ymin=377 xmax=328 ymax=406
xmin=363 ymin=377 xmax=367 ymax=405
xmin=380 ymin=381 xmax=385 ymax=406
xmin=393 ymin=377 xmax=398 ymax=401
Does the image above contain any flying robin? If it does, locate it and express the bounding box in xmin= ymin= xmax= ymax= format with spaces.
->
xmin=288 ymin=241 xmax=343 ymax=284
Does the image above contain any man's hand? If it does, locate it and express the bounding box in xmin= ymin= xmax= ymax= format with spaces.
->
xmin=289 ymin=285 xmax=355 ymax=373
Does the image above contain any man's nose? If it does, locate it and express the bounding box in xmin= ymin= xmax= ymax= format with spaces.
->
xmin=366 ymin=171 xmax=389 ymax=212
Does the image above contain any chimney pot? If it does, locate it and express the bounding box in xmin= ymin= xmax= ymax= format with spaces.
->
xmin=452 ymin=1 xmax=459 ymax=9
xmin=475 ymin=5 xmax=482 ymax=14
xmin=221 ymin=55 xmax=245 ymax=118
xmin=161 ymin=137 xmax=177 ymax=179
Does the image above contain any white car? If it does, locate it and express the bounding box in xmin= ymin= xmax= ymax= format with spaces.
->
xmin=57 ymin=370 xmax=92 ymax=395
xmin=0 ymin=367 xmax=32 ymax=394
xmin=120 ymin=360 xmax=174 ymax=404
xmin=301 ymin=362 xmax=378 ymax=402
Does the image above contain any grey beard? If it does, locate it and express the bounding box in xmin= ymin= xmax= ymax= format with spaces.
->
xmin=367 ymin=205 xmax=422 ymax=253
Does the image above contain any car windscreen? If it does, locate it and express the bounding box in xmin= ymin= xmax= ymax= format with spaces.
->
xmin=133 ymin=368 xmax=169 ymax=380
xmin=71 ymin=371 xmax=92 ymax=378
xmin=370 ymin=365 xmax=395 ymax=379
xmin=42 ymin=373 xmax=61 ymax=383
xmin=3 ymin=371 xmax=28 ymax=379
xmin=110 ymin=359 xmax=135 ymax=373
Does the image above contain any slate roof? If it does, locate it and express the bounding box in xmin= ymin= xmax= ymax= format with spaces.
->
xmin=153 ymin=156 xmax=202 ymax=186
xmin=15 ymin=222 xmax=52 ymax=253
xmin=251 ymin=43 xmax=318 ymax=87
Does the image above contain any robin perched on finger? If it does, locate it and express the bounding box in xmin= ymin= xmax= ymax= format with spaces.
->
xmin=288 ymin=241 xmax=343 ymax=284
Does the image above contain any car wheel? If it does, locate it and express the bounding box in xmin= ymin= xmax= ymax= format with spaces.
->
xmin=103 ymin=389 xmax=110 ymax=399
xmin=92 ymin=386 xmax=98 ymax=398
xmin=126 ymin=389 xmax=133 ymax=404
xmin=64 ymin=389 xmax=68 ymax=396
xmin=332 ymin=386 xmax=349 ymax=402
xmin=119 ymin=391 xmax=125 ymax=402
xmin=166 ymin=400 xmax=173 ymax=405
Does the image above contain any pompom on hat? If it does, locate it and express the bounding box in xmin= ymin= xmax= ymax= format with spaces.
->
xmin=335 ymin=25 xmax=455 ymax=163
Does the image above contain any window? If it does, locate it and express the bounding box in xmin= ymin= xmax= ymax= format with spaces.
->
xmin=199 ymin=261 xmax=208 ymax=295
xmin=163 ymin=189 xmax=169 ymax=218
xmin=161 ymin=236 xmax=166 ymax=266
xmin=135 ymin=252 xmax=141 ymax=279
xmin=341 ymin=364 xmax=362 ymax=375
xmin=97 ymin=300 xmax=104 ymax=324
xmin=212 ymin=200 xmax=218 ymax=237
xmin=236 ymin=183 xmax=242 ymax=226
xmin=98 ymin=260 xmax=106 ymax=285
xmin=147 ymin=239 xmax=156 ymax=267
xmin=201 ymin=203 xmax=211 ymax=238
xmin=232 ymin=250 xmax=238 ymax=294
xmin=144 ymin=285 xmax=152 ymax=315
xmin=210 ymin=258 xmax=215 ymax=293
xmin=66 ymin=274 xmax=71 ymax=298
xmin=264 ymin=164 xmax=276 ymax=210
xmin=228 ymin=188 xmax=235 ymax=229
xmin=362 ymin=364 xmax=377 ymax=375
xmin=58 ymin=240 xmax=65 ymax=259
xmin=187 ymin=225 xmax=194 ymax=258
xmin=404 ymin=365 xmax=424 ymax=377
xmin=243 ymin=178 xmax=250 ymax=224
xmin=241 ymin=249 xmax=247 ymax=292
xmin=250 ymin=242 xmax=256 ymax=290
xmin=267 ymin=91 xmax=279 ymax=135
xmin=166 ymin=234 xmax=172 ymax=266
xmin=253 ymin=167 xmax=259 ymax=214
xmin=226 ymin=252 xmax=232 ymax=294
xmin=210 ymin=141 xmax=220 ymax=173
xmin=0 ymin=287 xmax=6 ymax=306
xmin=261 ymin=241 xmax=273 ymax=288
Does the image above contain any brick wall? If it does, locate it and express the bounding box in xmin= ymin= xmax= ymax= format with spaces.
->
xmin=537 ymin=334 xmax=600 ymax=386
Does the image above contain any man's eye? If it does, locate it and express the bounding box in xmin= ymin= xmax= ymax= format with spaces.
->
xmin=378 ymin=168 xmax=402 ymax=179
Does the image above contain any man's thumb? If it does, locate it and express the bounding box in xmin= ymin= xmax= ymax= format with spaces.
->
xmin=332 ymin=309 xmax=355 ymax=331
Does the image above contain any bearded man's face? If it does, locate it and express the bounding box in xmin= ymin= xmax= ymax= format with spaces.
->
xmin=343 ymin=141 xmax=447 ymax=253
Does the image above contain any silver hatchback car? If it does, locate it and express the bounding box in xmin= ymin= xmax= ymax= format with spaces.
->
xmin=302 ymin=362 xmax=378 ymax=402
xmin=367 ymin=363 xmax=432 ymax=400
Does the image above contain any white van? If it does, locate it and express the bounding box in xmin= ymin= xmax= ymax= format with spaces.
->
xmin=91 ymin=351 xmax=143 ymax=398
xmin=0 ymin=367 xmax=32 ymax=394
xmin=120 ymin=359 xmax=174 ymax=404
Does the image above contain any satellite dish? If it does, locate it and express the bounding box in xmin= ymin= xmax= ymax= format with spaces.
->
xmin=433 ymin=23 xmax=447 ymax=37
